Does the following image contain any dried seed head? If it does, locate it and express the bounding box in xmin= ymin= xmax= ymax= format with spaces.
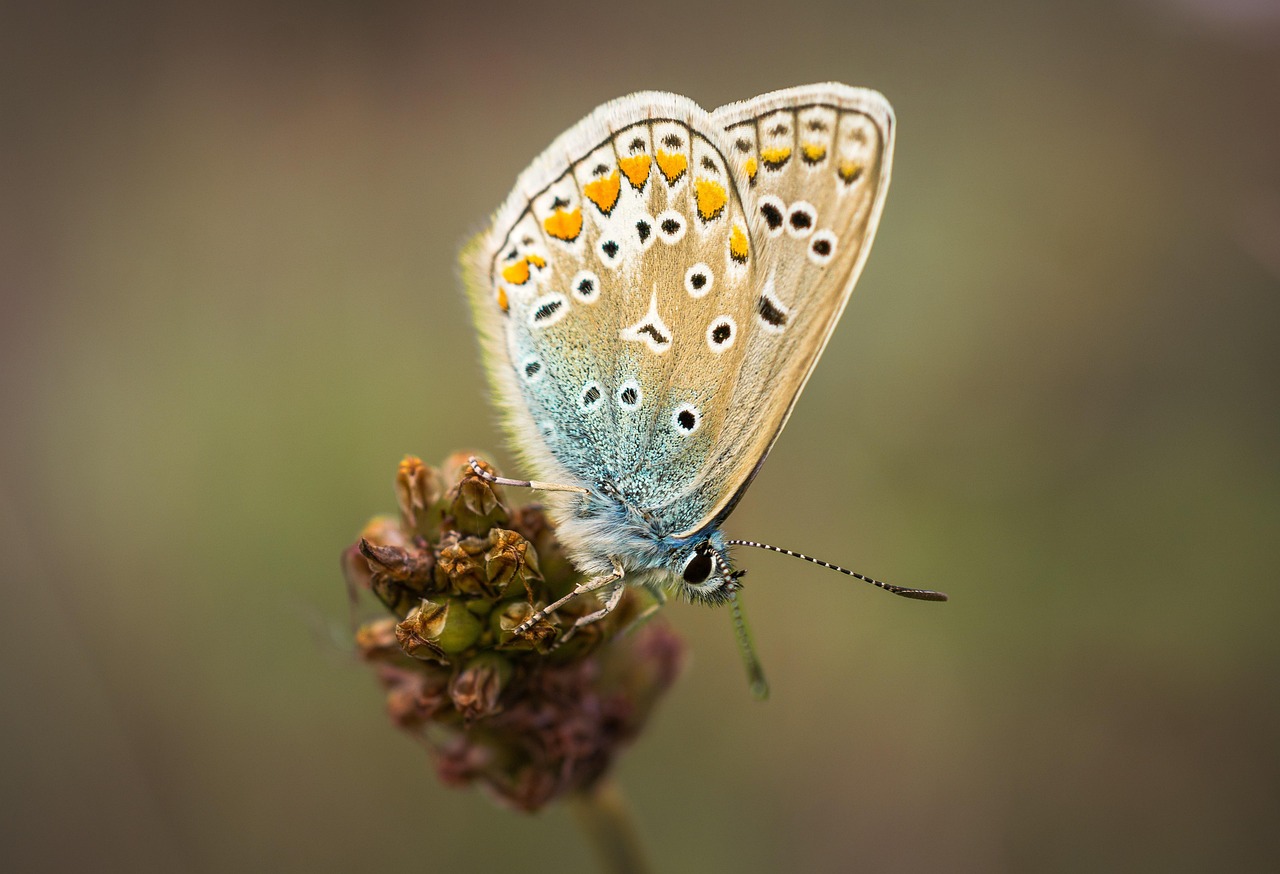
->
xmin=345 ymin=454 xmax=685 ymax=812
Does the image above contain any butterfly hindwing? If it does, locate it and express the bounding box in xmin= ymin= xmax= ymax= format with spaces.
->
xmin=661 ymin=84 xmax=895 ymax=536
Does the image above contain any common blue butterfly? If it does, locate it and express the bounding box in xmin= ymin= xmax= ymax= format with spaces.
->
xmin=463 ymin=84 xmax=946 ymax=694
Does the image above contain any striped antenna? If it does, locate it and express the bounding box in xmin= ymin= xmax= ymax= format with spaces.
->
xmin=725 ymin=540 xmax=949 ymax=602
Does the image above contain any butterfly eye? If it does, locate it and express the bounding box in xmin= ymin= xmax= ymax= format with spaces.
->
xmin=682 ymin=544 xmax=714 ymax=585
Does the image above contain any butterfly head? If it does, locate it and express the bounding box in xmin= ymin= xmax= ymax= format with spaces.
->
xmin=674 ymin=539 xmax=745 ymax=606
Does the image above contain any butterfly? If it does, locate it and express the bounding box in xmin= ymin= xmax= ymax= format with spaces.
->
xmin=462 ymin=83 xmax=946 ymax=695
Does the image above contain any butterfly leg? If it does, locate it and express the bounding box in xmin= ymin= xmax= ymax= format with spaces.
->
xmin=468 ymin=457 xmax=589 ymax=494
xmin=570 ymin=579 xmax=626 ymax=629
xmin=548 ymin=581 xmax=627 ymax=651
xmin=515 ymin=557 xmax=625 ymax=634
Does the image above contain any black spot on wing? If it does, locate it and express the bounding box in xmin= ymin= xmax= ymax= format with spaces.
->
xmin=757 ymin=296 xmax=787 ymax=328
xmin=637 ymin=323 xmax=668 ymax=345
xmin=533 ymin=299 xmax=563 ymax=322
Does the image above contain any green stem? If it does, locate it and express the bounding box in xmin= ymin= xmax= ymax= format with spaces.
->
xmin=569 ymin=778 xmax=652 ymax=874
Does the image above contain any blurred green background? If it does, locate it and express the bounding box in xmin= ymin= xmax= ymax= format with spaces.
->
xmin=4 ymin=1 xmax=1279 ymax=871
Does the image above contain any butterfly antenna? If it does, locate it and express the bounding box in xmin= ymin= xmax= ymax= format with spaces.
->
xmin=729 ymin=589 xmax=770 ymax=700
xmin=725 ymin=540 xmax=949 ymax=602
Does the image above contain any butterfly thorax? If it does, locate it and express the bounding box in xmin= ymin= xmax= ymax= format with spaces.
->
xmin=542 ymin=486 xmax=740 ymax=605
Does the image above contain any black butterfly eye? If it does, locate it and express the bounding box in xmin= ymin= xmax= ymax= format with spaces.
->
xmin=682 ymin=544 xmax=714 ymax=584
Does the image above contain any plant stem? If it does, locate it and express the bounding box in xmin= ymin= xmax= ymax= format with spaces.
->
xmin=569 ymin=779 xmax=651 ymax=874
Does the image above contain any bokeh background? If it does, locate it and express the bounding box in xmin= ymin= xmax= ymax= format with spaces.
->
xmin=4 ymin=1 xmax=1279 ymax=871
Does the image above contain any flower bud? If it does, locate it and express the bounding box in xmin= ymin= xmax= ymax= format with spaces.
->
xmin=396 ymin=597 xmax=483 ymax=661
xmin=358 ymin=539 xmax=434 ymax=617
xmin=510 ymin=505 xmax=576 ymax=588
xmin=442 ymin=455 xmax=508 ymax=535
xmin=434 ymin=532 xmax=488 ymax=596
xmin=492 ymin=600 xmax=558 ymax=653
xmin=378 ymin=663 xmax=452 ymax=729
xmin=449 ymin=652 xmax=513 ymax=721
xmin=355 ymin=618 xmax=413 ymax=665
xmin=483 ymin=528 xmax=542 ymax=599
xmin=361 ymin=514 xmax=410 ymax=550
xmin=341 ymin=515 xmax=407 ymax=597
xmin=395 ymin=456 xmax=443 ymax=537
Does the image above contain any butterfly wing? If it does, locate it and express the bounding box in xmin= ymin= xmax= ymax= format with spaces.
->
xmin=658 ymin=84 xmax=895 ymax=536
xmin=463 ymin=85 xmax=892 ymax=545
xmin=463 ymin=93 xmax=762 ymax=535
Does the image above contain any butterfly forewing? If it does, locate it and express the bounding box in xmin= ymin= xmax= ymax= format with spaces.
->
xmin=465 ymin=94 xmax=759 ymax=530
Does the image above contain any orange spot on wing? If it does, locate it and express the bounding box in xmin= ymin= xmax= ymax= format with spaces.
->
xmin=618 ymin=154 xmax=651 ymax=189
xmin=526 ymin=253 xmax=546 ymax=269
xmin=543 ymin=207 xmax=583 ymax=242
xmin=655 ymin=150 xmax=688 ymax=185
xmin=729 ymin=224 xmax=749 ymax=264
xmin=742 ymin=156 xmax=758 ymax=183
xmin=838 ymin=160 xmax=864 ymax=183
xmin=583 ymin=171 xmax=621 ymax=214
xmin=694 ymin=178 xmax=727 ymax=221
xmin=501 ymin=259 xmax=531 ymax=285
xmin=760 ymin=146 xmax=791 ymax=169
xmin=496 ymin=286 xmax=509 ymax=311
xmin=801 ymin=143 xmax=827 ymax=164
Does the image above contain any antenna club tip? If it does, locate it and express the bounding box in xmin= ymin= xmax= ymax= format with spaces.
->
xmin=899 ymin=589 xmax=949 ymax=602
